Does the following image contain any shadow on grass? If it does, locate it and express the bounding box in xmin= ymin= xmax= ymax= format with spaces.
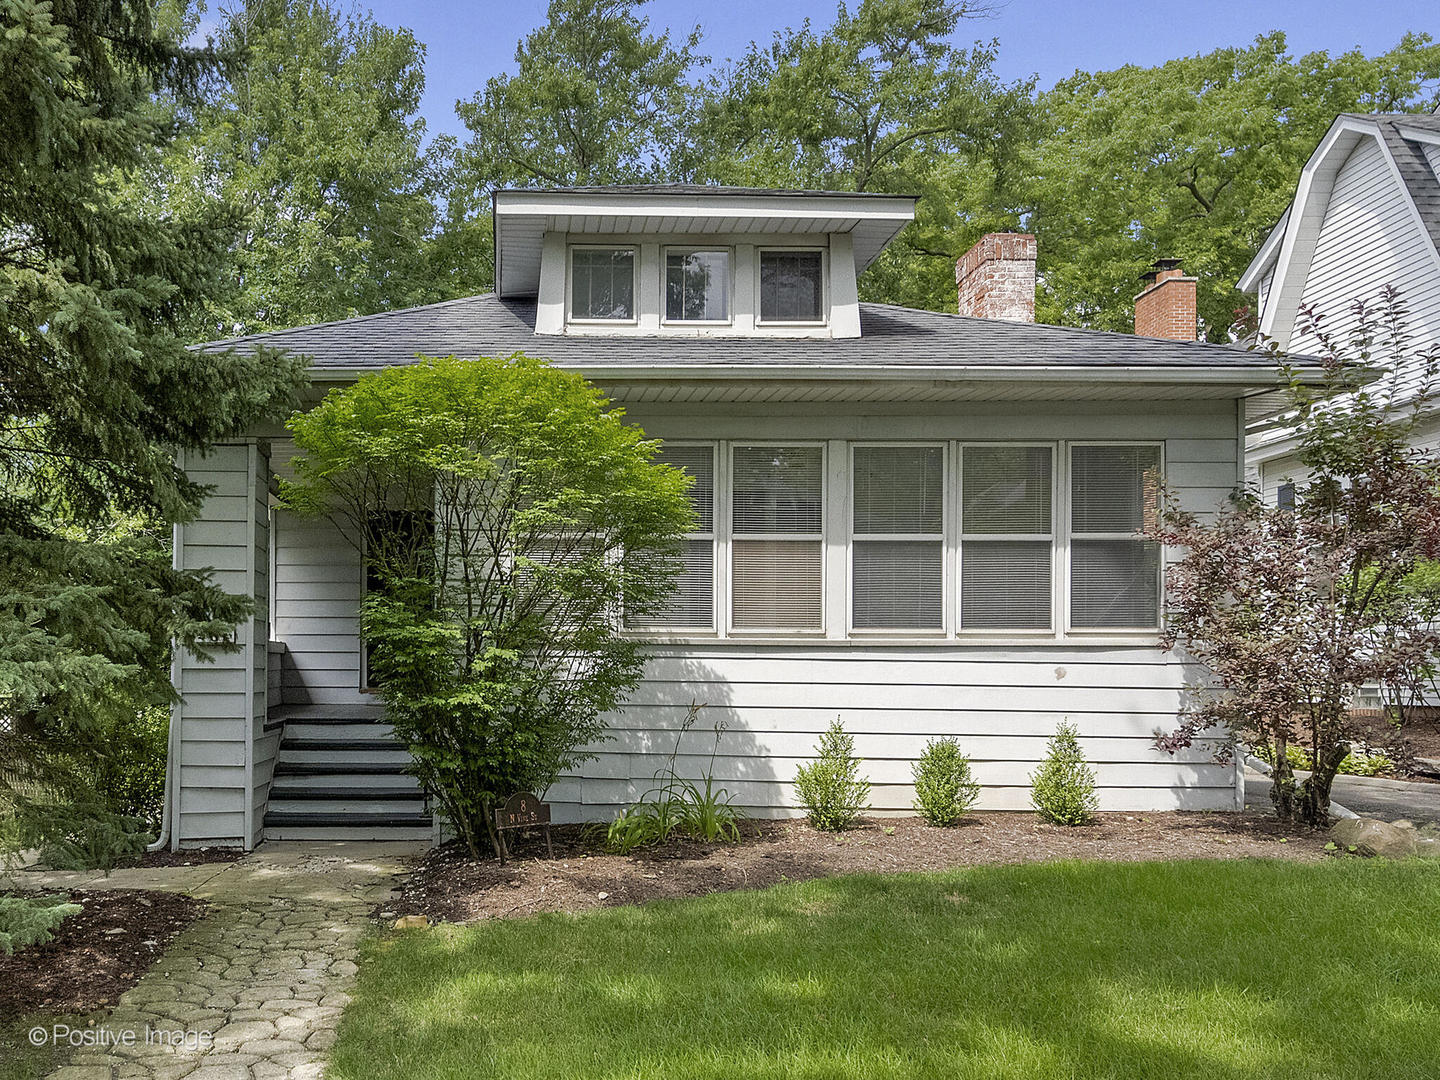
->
xmin=331 ymin=858 xmax=1440 ymax=1080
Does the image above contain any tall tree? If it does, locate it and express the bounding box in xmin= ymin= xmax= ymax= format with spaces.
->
xmin=1027 ymin=32 xmax=1440 ymax=341
xmin=159 ymin=0 xmax=480 ymax=336
xmin=0 ymin=0 xmax=306 ymax=842
xmin=690 ymin=0 xmax=1034 ymax=311
xmin=454 ymin=0 xmax=702 ymax=191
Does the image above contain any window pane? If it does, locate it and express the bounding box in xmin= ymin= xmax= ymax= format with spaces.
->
xmin=571 ymin=248 xmax=634 ymax=320
xmin=657 ymin=445 xmax=714 ymax=531
xmin=666 ymin=251 xmax=730 ymax=321
xmin=853 ymin=540 xmax=943 ymax=629
xmin=647 ymin=540 xmax=714 ymax=627
xmin=732 ymin=446 xmax=823 ymax=533
xmin=853 ymin=446 xmax=943 ymax=535
xmin=732 ymin=540 xmax=822 ymax=628
xmin=759 ymin=251 xmax=823 ymax=322
xmin=1070 ymin=539 xmax=1161 ymax=628
xmin=963 ymin=446 xmax=1052 ymax=534
xmin=961 ymin=540 xmax=1052 ymax=630
xmin=1071 ymin=445 xmax=1161 ymax=533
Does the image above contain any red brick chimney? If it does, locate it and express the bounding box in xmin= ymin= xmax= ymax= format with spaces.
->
xmin=956 ymin=233 xmax=1036 ymax=322
xmin=1134 ymin=258 xmax=1198 ymax=340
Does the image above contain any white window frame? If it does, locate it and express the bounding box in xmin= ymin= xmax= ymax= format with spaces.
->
xmin=1063 ymin=440 xmax=1165 ymax=635
xmin=755 ymin=247 xmax=829 ymax=327
xmin=957 ymin=442 xmax=1059 ymax=637
xmin=847 ymin=442 xmax=948 ymax=636
xmin=628 ymin=441 xmax=719 ymax=634
xmin=661 ymin=247 xmax=735 ymax=327
xmin=727 ymin=441 xmax=827 ymax=635
xmin=566 ymin=243 xmax=639 ymax=326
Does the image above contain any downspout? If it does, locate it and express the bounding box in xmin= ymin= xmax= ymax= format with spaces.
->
xmin=148 ymin=520 xmax=185 ymax=852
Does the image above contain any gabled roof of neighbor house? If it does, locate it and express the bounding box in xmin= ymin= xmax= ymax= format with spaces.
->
xmin=1239 ymin=112 xmax=1440 ymax=299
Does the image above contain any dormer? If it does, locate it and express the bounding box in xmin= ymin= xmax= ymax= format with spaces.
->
xmin=492 ymin=186 xmax=915 ymax=339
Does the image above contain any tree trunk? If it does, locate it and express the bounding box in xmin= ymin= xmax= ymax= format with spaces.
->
xmin=1298 ymin=739 xmax=1350 ymax=828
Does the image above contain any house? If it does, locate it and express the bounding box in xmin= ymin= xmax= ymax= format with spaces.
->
xmin=163 ymin=185 xmax=1316 ymax=848
xmin=1239 ymin=111 xmax=1440 ymax=499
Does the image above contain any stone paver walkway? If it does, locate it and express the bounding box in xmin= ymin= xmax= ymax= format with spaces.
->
xmin=27 ymin=842 xmax=425 ymax=1080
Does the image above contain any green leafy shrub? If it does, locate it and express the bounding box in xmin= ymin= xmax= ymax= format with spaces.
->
xmin=912 ymin=738 xmax=980 ymax=826
xmin=1030 ymin=723 xmax=1098 ymax=826
xmin=94 ymin=705 xmax=169 ymax=828
xmin=794 ymin=719 xmax=871 ymax=832
xmin=1254 ymin=742 xmax=1394 ymax=777
xmin=0 ymin=895 xmax=82 ymax=955
xmin=284 ymin=355 xmax=695 ymax=858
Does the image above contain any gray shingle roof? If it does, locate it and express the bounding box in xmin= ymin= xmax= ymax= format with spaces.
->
xmin=197 ymin=295 xmax=1275 ymax=371
xmin=1342 ymin=113 xmax=1440 ymax=256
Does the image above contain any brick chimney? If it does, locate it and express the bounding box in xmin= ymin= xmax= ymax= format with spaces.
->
xmin=1134 ymin=258 xmax=1198 ymax=340
xmin=956 ymin=233 xmax=1036 ymax=322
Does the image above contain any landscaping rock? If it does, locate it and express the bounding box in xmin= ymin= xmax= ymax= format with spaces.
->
xmin=1331 ymin=817 xmax=1418 ymax=858
xmin=391 ymin=914 xmax=428 ymax=930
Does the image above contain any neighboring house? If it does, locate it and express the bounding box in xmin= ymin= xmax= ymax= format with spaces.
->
xmin=165 ymin=186 xmax=1314 ymax=848
xmin=1239 ymin=111 xmax=1440 ymax=499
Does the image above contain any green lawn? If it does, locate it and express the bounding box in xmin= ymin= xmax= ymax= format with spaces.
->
xmin=331 ymin=859 xmax=1440 ymax=1080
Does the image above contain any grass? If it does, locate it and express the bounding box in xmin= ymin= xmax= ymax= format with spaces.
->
xmin=330 ymin=858 xmax=1440 ymax=1080
xmin=0 ymin=1014 xmax=86 ymax=1080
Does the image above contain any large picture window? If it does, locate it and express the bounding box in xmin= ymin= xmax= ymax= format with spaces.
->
xmin=731 ymin=445 xmax=824 ymax=630
xmin=961 ymin=445 xmax=1054 ymax=630
xmin=665 ymin=250 xmax=731 ymax=323
xmin=852 ymin=446 xmax=944 ymax=630
xmin=643 ymin=444 xmax=716 ymax=629
xmin=1069 ymin=444 xmax=1162 ymax=629
xmin=570 ymin=247 xmax=635 ymax=321
xmin=758 ymin=250 xmax=824 ymax=323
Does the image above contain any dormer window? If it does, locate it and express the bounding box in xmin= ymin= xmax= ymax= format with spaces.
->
xmin=665 ymin=249 xmax=731 ymax=323
xmin=569 ymin=246 xmax=636 ymax=322
xmin=759 ymin=250 xmax=825 ymax=324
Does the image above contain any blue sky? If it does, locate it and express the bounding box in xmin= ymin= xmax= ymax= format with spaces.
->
xmin=357 ymin=0 xmax=1438 ymax=141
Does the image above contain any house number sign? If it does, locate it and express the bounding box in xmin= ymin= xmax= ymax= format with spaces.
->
xmin=494 ymin=791 xmax=554 ymax=864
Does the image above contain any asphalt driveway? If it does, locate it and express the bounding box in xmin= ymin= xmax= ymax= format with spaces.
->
xmin=1245 ymin=770 xmax=1440 ymax=825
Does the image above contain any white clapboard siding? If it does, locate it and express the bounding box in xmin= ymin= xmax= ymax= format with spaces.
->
xmin=261 ymin=403 xmax=1242 ymax=820
xmin=173 ymin=442 xmax=271 ymax=849
xmin=1291 ymin=138 xmax=1440 ymax=357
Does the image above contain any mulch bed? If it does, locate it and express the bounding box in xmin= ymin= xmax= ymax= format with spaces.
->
xmin=391 ymin=811 xmax=1327 ymax=924
xmin=0 ymin=890 xmax=205 ymax=1015
xmin=129 ymin=846 xmax=246 ymax=869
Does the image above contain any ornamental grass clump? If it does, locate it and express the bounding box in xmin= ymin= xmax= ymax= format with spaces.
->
xmin=794 ymin=718 xmax=871 ymax=832
xmin=1030 ymin=722 xmax=1098 ymax=826
xmin=911 ymin=737 xmax=980 ymax=826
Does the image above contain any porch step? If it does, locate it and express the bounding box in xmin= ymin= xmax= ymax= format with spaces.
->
xmin=263 ymin=704 xmax=434 ymax=843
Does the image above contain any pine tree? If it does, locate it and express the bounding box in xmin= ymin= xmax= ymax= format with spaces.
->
xmin=0 ymin=1 xmax=307 ymax=839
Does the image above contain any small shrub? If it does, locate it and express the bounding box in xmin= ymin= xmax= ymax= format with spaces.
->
xmin=912 ymin=738 xmax=980 ymax=826
xmin=1254 ymin=742 xmax=1394 ymax=777
xmin=0 ymin=895 xmax=82 ymax=955
xmin=12 ymin=798 xmax=151 ymax=872
xmin=1030 ymin=722 xmax=1098 ymax=826
xmin=794 ymin=718 xmax=871 ymax=832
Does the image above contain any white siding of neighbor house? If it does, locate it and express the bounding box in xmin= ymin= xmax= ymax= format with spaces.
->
xmin=172 ymin=442 xmax=271 ymax=847
xmin=1289 ymin=138 xmax=1440 ymax=356
xmin=264 ymin=398 xmax=1245 ymax=818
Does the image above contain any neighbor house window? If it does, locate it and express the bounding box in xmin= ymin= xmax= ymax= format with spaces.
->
xmin=758 ymin=250 xmax=824 ymax=323
xmin=643 ymin=444 xmax=716 ymax=629
xmin=961 ymin=445 xmax=1054 ymax=630
xmin=665 ymin=250 xmax=731 ymax=323
xmin=852 ymin=445 xmax=944 ymax=630
xmin=1069 ymin=444 xmax=1162 ymax=629
xmin=731 ymin=445 xmax=824 ymax=630
xmin=1277 ymin=482 xmax=1296 ymax=510
xmin=570 ymin=247 xmax=635 ymax=321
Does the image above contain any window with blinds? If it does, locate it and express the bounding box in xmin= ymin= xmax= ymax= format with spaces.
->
xmin=731 ymin=445 xmax=824 ymax=629
xmin=758 ymin=251 xmax=824 ymax=323
xmin=852 ymin=446 xmax=943 ymax=629
xmin=643 ymin=444 xmax=716 ymax=629
xmin=960 ymin=445 xmax=1054 ymax=630
xmin=1069 ymin=444 xmax=1162 ymax=629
